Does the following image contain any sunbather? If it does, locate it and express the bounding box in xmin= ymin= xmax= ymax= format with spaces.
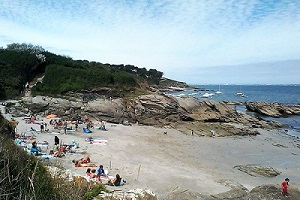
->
xmin=90 ymin=169 xmax=97 ymax=178
xmin=30 ymin=141 xmax=39 ymax=155
xmin=72 ymin=157 xmax=93 ymax=167
xmin=108 ymin=174 xmax=125 ymax=186
xmin=86 ymin=168 xmax=91 ymax=177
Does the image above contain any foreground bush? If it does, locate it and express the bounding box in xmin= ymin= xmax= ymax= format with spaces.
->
xmin=0 ymin=135 xmax=58 ymax=199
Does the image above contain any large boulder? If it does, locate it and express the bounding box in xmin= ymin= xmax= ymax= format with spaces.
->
xmin=126 ymin=94 xmax=188 ymax=125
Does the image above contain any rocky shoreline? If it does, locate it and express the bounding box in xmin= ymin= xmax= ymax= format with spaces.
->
xmin=6 ymin=93 xmax=296 ymax=137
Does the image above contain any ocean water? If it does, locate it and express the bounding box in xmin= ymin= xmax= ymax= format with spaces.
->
xmin=168 ymin=85 xmax=300 ymax=136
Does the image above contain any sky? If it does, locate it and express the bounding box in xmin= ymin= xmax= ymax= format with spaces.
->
xmin=0 ymin=0 xmax=300 ymax=84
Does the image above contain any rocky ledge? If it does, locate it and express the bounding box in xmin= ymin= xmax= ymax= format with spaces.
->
xmin=5 ymin=94 xmax=285 ymax=136
xmin=245 ymin=102 xmax=300 ymax=118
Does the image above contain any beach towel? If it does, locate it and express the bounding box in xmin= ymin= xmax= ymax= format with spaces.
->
xmin=75 ymin=163 xmax=97 ymax=168
xmin=41 ymin=155 xmax=54 ymax=159
xmin=50 ymin=132 xmax=61 ymax=135
xmin=91 ymin=139 xmax=108 ymax=145
xmin=83 ymin=128 xmax=92 ymax=133
xmin=27 ymin=129 xmax=40 ymax=133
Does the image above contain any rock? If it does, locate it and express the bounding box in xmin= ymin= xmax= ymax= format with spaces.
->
xmin=234 ymin=164 xmax=281 ymax=177
xmin=246 ymin=102 xmax=300 ymax=118
xmin=249 ymin=184 xmax=300 ymax=200
xmin=98 ymin=188 xmax=157 ymax=200
xmin=165 ymin=189 xmax=211 ymax=200
xmin=210 ymin=180 xmax=249 ymax=200
xmin=272 ymin=143 xmax=288 ymax=148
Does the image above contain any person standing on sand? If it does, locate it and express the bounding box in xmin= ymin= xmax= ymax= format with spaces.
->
xmin=63 ymin=120 xmax=67 ymax=134
xmin=281 ymin=178 xmax=289 ymax=196
xmin=40 ymin=120 xmax=44 ymax=133
xmin=54 ymin=136 xmax=60 ymax=146
xmin=75 ymin=121 xmax=78 ymax=131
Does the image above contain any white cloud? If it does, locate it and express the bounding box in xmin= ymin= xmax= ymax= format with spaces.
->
xmin=0 ymin=0 xmax=300 ymax=83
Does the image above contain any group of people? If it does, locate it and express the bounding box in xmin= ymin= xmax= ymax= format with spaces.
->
xmin=83 ymin=117 xmax=107 ymax=132
xmin=85 ymin=165 xmax=124 ymax=186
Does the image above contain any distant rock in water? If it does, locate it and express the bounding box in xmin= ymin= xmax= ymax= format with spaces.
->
xmin=245 ymin=102 xmax=300 ymax=117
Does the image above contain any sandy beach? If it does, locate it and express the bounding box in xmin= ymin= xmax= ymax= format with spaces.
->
xmin=5 ymin=106 xmax=300 ymax=199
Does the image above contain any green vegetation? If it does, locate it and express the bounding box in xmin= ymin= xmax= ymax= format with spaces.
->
xmin=0 ymin=43 xmax=164 ymax=99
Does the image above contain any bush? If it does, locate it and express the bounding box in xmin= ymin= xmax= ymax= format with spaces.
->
xmin=0 ymin=135 xmax=58 ymax=199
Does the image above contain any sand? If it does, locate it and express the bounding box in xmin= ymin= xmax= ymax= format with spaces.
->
xmin=4 ymin=106 xmax=300 ymax=199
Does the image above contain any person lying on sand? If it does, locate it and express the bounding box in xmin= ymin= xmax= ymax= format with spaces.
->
xmin=72 ymin=157 xmax=95 ymax=167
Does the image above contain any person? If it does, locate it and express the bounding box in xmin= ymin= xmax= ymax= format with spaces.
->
xmin=75 ymin=121 xmax=78 ymax=131
xmin=86 ymin=168 xmax=91 ymax=177
xmin=40 ymin=120 xmax=45 ymax=133
xmin=108 ymin=174 xmax=124 ymax=186
xmin=281 ymin=178 xmax=289 ymax=196
xmin=54 ymin=136 xmax=60 ymax=145
xmin=82 ymin=157 xmax=90 ymax=163
xmin=63 ymin=120 xmax=68 ymax=134
xmin=210 ymin=129 xmax=215 ymax=137
xmin=84 ymin=115 xmax=89 ymax=123
xmin=72 ymin=157 xmax=92 ymax=167
xmin=97 ymin=165 xmax=106 ymax=177
xmin=30 ymin=141 xmax=39 ymax=155
xmin=101 ymin=120 xmax=106 ymax=131
xmin=90 ymin=169 xmax=97 ymax=178
xmin=53 ymin=146 xmax=62 ymax=157
xmin=44 ymin=122 xmax=48 ymax=132
xmin=30 ymin=115 xmax=35 ymax=123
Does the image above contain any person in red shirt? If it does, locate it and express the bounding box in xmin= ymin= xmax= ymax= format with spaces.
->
xmin=281 ymin=178 xmax=289 ymax=196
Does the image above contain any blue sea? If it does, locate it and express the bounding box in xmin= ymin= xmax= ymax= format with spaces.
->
xmin=168 ymin=85 xmax=300 ymax=137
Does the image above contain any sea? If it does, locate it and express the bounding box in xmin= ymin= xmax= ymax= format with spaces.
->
xmin=168 ymin=84 xmax=300 ymax=137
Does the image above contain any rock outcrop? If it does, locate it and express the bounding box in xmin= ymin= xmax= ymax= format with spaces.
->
xmin=5 ymin=95 xmax=285 ymax=136
xmin=234 ymin=164 xmax=281 ymax=177
xmin=246 ymin=102 xmax=300 ymax=118
xmin=165 ymin=183 xmax=300 ymax=200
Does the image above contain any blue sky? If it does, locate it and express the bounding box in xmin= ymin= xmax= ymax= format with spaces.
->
xmin=1 ymin=0 xmax=300 ymax=84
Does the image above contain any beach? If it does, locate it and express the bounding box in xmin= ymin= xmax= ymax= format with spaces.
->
xmin=7 ymin=106 xmax=300 ymax=199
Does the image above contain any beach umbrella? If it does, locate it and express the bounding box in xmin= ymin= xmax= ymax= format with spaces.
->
xmin=46 ymin=114 xmax=57 ymax=119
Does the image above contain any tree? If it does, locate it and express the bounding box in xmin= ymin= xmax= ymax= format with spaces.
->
xmin=6 ymin=43 xmax=45 ymax=54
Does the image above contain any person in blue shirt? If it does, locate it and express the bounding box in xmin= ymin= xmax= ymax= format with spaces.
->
xmin=30 ymin=141 xmax=39 ymax=155
xmin=97 ymin=165 xmax=106 ymax=177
